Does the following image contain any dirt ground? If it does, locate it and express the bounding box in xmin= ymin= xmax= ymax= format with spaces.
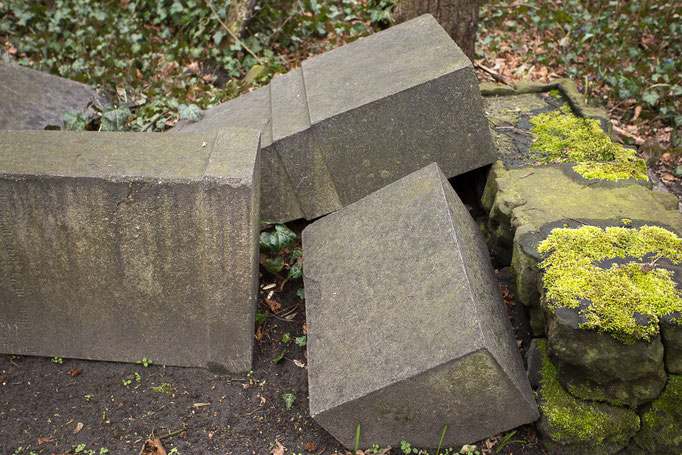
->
xmin=0 ymin=179 xmax=548 ymax=455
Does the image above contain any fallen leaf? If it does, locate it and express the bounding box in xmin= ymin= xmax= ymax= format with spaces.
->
xmin=139 ymin=437 xmax=167 ymax=455
xmin=0 ymin=375 xmax=7 ymax=384
xmin=265 ymin=298 xmax=281 ymax=313
xmin=72 ymin=422 xmax=84 ymax=434
xmin=293 ymin=359 xmax=306 ymax=368
xmin=69 ymin=368 xmax=82 ymax=377
xmin=304 ymin=442 xmax=317 ymax=452
xmin=302 ymin=323 xmax=307 ymax=335
xmin=270 ymin=440 xmax=285 ymax=455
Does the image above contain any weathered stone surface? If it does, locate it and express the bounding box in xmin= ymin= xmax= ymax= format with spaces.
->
xmin=632 ymin=374 xmax=682 ymax=453
xmin=0 ymin=60 xmax=104 ymax=130
xmin=175 ymin=14 xmax=495 ymax=222
xmin=546 ymin=309 xmax=667 ymax=407
xmin=0 ymin=129 xmax=260 ymax=372
xmin=535 ymin=340 xmax=640 ymax=455
xmin=661 ymin=313 xmax=682 ymax=374
xmin=303 ymin=163 xmax=537 ymax=449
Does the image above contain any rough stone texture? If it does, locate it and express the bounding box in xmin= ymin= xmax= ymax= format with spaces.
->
xmin=632 ymin=374 xmax=682 ymax=454
xmin=302 ymin=163 xmax=537 ymax=449
xmin=526 ymin=337 xmax=545 ymax=390
xmin=661 ymin=313 xmax=682 ymax=374
xmin=0 ymin=60 xmax=105 ymax=130
xmin=546 ymin=309 xmax=667 ymax=407
xmin=174 ymin=15 xmax=495 ymax=222
xmin=0 ymin=129 xmax=261 ymax=372
xmin=535 ymin=341 xmax=640 ymax=455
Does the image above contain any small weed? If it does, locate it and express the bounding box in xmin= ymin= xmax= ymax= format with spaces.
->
xmin=355 ymin=423 xmax=361 ymax=453
xmin=136 ymin=357 xmax=152 ymax=367
xmin=282 ymin=332 xmax=291 ymax=343
xmin=281 ymin=392 xmax=296 ymax=409
xmin=152 ymin=383 xmax=174 ymax=394
xmin=496 ymin=430 xmax=526 ymax=453
xmin=51 ymin=357 xmax=62 ymax=365
xmin=255 ymin=311 xmax=267 ymax=325
xmin=134 ymin=372 xmax=141 ymax=382
xmin=84 ymin=394 xmax=93 ymax=402
xmin=297 ymin=288 xmax=305 ymax=300
xmin=294 ymin=335 xmax=307 ymax=347
xmin=400 ymin=440 xmax=418 ymax=454
xmin=272 ymin=349 xmax=286 ymax=364
xmin=121 ymin=377 xmax=132 ymax=389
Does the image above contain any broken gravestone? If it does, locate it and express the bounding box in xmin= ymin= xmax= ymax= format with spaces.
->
xmin=302 ymin=163 xmax=538 ymax=449
xmin=174 ymin=14 xmax=495 ymax=222
xmin=0 ymin=128 xmax=260 ymax=372
xmin=0 ymin=60 xmax=104 ymax=130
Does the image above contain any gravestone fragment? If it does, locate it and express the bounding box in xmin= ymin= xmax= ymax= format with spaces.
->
xmin=0 ymin=60 xmax=105 ymax=130
xmin=302 ymin=163 xmax=538 ymax=449
xmin=0 ymin=128 xmax=261 ymax=372
xmin=174 ymin=14 xmax=496 ymax=222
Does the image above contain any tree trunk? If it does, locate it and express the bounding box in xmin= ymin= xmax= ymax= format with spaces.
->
xmin=393 ymin=0 xmax=479 ymax=62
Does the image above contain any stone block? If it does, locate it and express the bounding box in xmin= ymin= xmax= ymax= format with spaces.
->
xmin=173 ymin=14 xmax=496 ymax=222
xmin=661 ymin=313 xmax=682 ymax=374
xmin=0 ymin=60 xmax=104 ymax=130
xmin=302 ymin=163 xmax=537 ymax=449
xmin=0 ymin=129 xmax=260 ymax=372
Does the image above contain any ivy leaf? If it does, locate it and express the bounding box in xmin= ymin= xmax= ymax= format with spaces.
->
xmin=62 ymin=109 xmax=86 ymax=131
xmin=296 ymin=288 xmax=305 ymax=300
xmin=259 ymin=224 xmax=296 ymax=254
xmin=288 ymin=263 xmax=302 ymax=279
xmin=263 ymin=255 xmax=284 ymax=274
xmin=290 ymin=248 xmax=302 ymax=262
xmin=272 ymin=348 xmax=286 ymax=364
xmin=255 ymin=311 xmax=267 ymax=326
xmin=641 ymin=91 xmax=660 ymax=106
xmin=101 ymin=104 xmax=131 ymax=131
xmin=295 ymin=335 xmax=306 ymax=347
xmin=281 ymin=392 xmax=296 ymax=409
xmin=178 ymin=103 xmax=202 ymax=122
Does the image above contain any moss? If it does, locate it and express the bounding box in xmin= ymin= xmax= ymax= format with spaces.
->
xmin=567 ymin=383 xmax=626 ymax=407
xmin=634 ymin=375 xmax=682 ymax=452
xmin=537 ymin=339 xmax=640 ymax=444
xmin=530 ymin=105 xmax=647 ymax=181
xmin=538 ymin=224 xmax=682 ymax=343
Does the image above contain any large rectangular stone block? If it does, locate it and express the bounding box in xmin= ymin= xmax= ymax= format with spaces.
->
xmin=0 ymin=129 xmax=260 ymax=372
xmin=302 ymin=163 xmax=538 ymax=449
xmin=172 ymin=14 xmax=495 ymax=222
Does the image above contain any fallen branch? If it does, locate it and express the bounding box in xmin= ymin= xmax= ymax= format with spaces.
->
xmin=474 ymin=62 xmax=513 ymax=86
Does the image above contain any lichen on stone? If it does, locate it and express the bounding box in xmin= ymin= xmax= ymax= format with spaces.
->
xmin=634 ymin=374 xmax=682 ymax=452
xmin=538 ymin=224 xmax=682 ymax=343
xmin=530 ymin=105 xmax=647 ymax=181
xmin=537 ymin=339 xmax=640 ymax=445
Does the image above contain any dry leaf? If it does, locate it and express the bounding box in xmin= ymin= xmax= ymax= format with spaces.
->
xmin=37 ymin=437 xmax=54 ymax=444
xmin=270 ymin=440 xmax=285 ymax=455
xmin=69 ymin=368 xmax=82 ymax=377
xmin=302 ymin=323 xmax=307 ymax=335
xmin=265 ymin=298 xmax=281 ymax=313
xmin=293 ymin=359 xmax=306 ymax=368
xmin=304 ymin=442 xmax=317 ymax=452
xmin=72 ymin=422 xmax=84 ymax=434
xmin=139 ymin=438 xmax=167 ymax=455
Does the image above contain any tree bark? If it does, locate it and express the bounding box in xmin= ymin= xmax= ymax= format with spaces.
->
xmin=393 ymin=0 xmax=479 ymax=62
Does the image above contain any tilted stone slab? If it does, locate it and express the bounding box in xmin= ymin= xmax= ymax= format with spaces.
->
xmin=0 ymin=129 xmax=260 ymax=372
xmin=173 ymin=14 xmax=495 ymax=222
xmin=302 ymin=163 xmax=538 ymax=449
xmin=0 ymin=60 xmax=105 ymax=130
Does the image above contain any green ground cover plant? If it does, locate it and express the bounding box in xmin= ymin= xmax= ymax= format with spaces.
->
xmin=0 ymin=0 xmax=393 ymax=131
xmin=478 ymin=0 xmax=681 ymax=146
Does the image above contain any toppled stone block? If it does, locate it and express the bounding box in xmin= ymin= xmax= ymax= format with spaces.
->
xmin=303 ymin=163 xmax=537 ymax=449
xmin=0 ymin=60 xmax=104 ymax=130
xmin=534 ymin=340 xmax=640 ymax=455
xmin=0 ymin=129 xmax=261 ymax=372
xmin=175 ymin=14 xmax=495 ymax=222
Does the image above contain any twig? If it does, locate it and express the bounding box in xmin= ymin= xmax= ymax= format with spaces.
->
xmin=474 ymin=62 xmax=513 ymax=86
xmin=491 ymin=2 xmax=540 ymax=10
xmin=519 ymin=171 xmax=535 ymax=179
xmin=205 ymin=0 xmax=264 ymax=65
xmin=158 ymin=427 xmax=187 ymax=440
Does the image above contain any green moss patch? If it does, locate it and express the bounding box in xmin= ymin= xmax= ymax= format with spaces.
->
xmin=634 ymin=375 xmax=682 ymax=452
xmin=530 ymin=105 xmax=647 ymax=181
xmin=538 ymin=224 xmax=682 ymax=343
xmin=537 ymin=339 xmax=640 ymax=445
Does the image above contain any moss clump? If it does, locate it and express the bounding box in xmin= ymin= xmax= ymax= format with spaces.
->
xmin=537 ymin=340 xmax=640 ymax=445
xmin=538 ymin=224 xmax=682 ymax=343
xmin=634 ymin=375 xmax=682 ymax=452
xmin=530 ymin=105 xmax=648 ymax=181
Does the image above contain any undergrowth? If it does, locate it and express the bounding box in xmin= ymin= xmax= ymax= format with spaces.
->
xmin=0 ymin=0 xmax=393 ymax=131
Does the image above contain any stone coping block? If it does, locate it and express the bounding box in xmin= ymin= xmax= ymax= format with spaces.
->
xmin=0 ymin=60 xmax=105 ymax=130
xmin=302 ymin=163 xmax=537 ymax=449
xmin=0 ymin=129 xmax=261 ymax=372
xmin=174 ymin=14 xmax=495 ymax=222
